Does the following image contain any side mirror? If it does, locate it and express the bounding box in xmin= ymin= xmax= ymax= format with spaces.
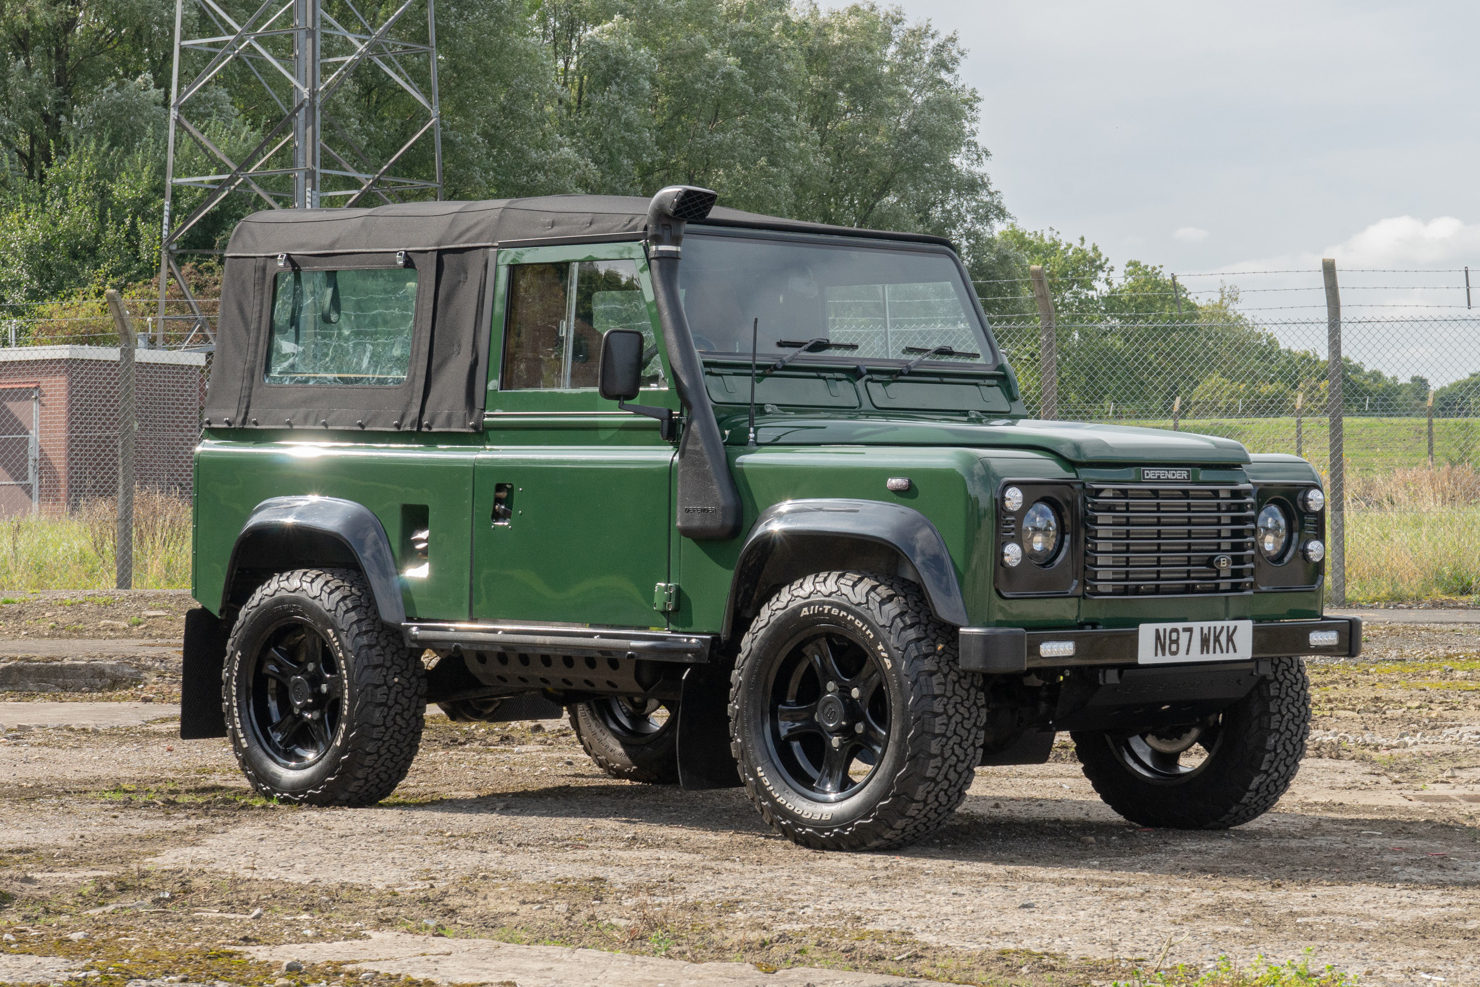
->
xmin=598 ymin=328 xmax=644 ymax=402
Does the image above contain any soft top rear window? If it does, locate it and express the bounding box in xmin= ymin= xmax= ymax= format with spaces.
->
xmin=677 ymin=233 xmax=994 ymax=368
xmin=266 ymin=267 xmax=419 ymax=387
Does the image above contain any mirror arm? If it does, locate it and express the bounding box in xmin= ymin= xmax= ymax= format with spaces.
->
xmin=618 ymin=400 xmax=676 ymax=441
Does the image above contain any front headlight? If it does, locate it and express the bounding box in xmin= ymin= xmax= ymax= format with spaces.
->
xmin=1022 ymin=501 xmax=1062 ymax=564
xmin=1256 ymin=504 xmax=1291 ymax=560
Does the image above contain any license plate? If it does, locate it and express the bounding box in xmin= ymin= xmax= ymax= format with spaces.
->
xmin=1137 ymin=620 xmax=1252 ymax=664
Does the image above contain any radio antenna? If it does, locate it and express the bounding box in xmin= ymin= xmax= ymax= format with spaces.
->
xmin=746 ymin=317 xmax=759 ymax=447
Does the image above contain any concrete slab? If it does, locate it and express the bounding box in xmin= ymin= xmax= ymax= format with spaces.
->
xmin=247 ymin=932 xmax=944 ymax=987
xmin=0 ymin=660 xmax=145 ymax=692
xmin=1329 ymin=607 xmax=1480 ymax=625
xmin=0 ymin=701 xmax=175 ymax=730
xmin=0 ymin=952 xmax=81 ymax=983
xmin=0 ymin=639 xmax=178 ymax=658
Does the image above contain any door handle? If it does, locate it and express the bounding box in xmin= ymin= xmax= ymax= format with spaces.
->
xmin=492 ymin=483 xmax=513 ymax=525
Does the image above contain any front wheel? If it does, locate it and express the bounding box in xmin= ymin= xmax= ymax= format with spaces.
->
xmin=1072 ymin=657 xmax=1310 ymax=828
xmin=224 ymin=568 xmax=425 ymax=805
xmin=729 ymin=572 xmax=984 ymax=851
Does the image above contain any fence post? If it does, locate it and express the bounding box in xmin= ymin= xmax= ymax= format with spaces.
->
xmin=1172 ymin=395 xmax=1181 ymax=431
xmin=1295 ymin=389 xmax=1304 ymax=458
xmin=106 ymin=290 xmax=135 ymax=591
xmin=1028 ymin=265 xmax=1057 ymax=420
xmin=1322 ymin=259 xmax=1345 ymax=606
xmin=1427 ymin=390 xmax=1435 ymax=467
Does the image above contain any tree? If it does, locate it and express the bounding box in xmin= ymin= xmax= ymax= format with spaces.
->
xmin=0 ymin=0 xmax=173 ymax=183
xmin=0 ymin=0 xmax=1017 ymax=306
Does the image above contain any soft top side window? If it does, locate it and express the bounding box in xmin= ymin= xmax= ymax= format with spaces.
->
xmin=266 ymin=267 xmax=419 ymax=387
xmin=502 ymin=259 xmax=663 ymax=390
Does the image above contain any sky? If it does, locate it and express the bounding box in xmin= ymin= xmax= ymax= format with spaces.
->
xmin=837 ymin=0 xmax=1480 ymax=381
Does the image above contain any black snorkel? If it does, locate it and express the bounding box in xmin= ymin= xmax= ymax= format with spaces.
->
xmin=645 ymin=185 xmax=742 ymax=540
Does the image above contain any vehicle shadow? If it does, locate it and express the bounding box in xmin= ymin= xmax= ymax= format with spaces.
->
xmin=378 ymin=779 xmax=1480 ymax=888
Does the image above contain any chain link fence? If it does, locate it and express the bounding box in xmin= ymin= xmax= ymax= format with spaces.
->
xmin=0 ymin=297 xmax=210 ymax=590
xmin=986 ymin=264 xmax=1480 ymax=604
xmin=0 ymin=263 xmax=1476 ymax=601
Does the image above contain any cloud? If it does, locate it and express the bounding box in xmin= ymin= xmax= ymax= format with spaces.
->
xmin=1322 ymin=216 xmax=1480 ymax=267
xmin=1173 ymin=227 xmax=1210 ymax=244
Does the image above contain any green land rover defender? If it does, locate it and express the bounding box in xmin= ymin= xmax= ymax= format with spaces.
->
xmin=181 ymin=186 xmax=1358 ymax=851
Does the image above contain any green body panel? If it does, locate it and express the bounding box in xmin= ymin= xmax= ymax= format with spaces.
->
xmin=192 ymin=435 xmax=478 ymax=620
xmin=473 ymin=241 xmax=680 ymax=628
xmin=192 ymin=232 xmax=1324 ymax=637
xmin=711 ymin=413 xmax=1250 ymax=465
xmin=470 ymin=444 xmax=672 ymax=626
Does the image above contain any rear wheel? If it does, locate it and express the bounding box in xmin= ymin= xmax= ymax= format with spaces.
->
xmin=1072 ymin=657 xmax=1310 ymax=828
xmin=569 ymin=696 xmax=679 ymax=783
xmin=729 ymin=572 xmax=984 ymax=851
xmin=224 ymin=568 xmax=424 ymax=805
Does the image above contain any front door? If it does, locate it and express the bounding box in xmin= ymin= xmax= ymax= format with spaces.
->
xmin=471 ymin=242 xmax=678 ymax=628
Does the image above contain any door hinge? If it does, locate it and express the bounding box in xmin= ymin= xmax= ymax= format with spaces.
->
xmin=654 ymin=583 xmax=679 ymax=613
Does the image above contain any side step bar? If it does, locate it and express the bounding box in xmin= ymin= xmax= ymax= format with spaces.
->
xmin=405 ymin=622 xmax=714 ymax=664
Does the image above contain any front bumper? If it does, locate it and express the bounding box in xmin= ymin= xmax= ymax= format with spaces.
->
xmin=959 ymin=616 xmax=1361 ymax=674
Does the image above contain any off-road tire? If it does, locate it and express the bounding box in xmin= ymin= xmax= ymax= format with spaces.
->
xmin=569 ymin=698 xmax=679 ymax=784
xmin=224 ymin=568 xmax=425 ymax=805
xmin=1072 ymin=657 xmax=1310 ymax=829
xmin=729 ymin=572 xmax=984 ymax=851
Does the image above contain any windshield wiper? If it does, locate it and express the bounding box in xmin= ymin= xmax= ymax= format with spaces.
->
xmin=765 ymin=337 xmax=858 ymax=375
xmin=896 ymin=344 xmax=980 ymax=376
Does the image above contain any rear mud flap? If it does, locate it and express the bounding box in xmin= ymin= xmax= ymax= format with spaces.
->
xmin=676 ymin=665 xmax=743 ymax=790
xmin=180 ymin=608 xmax=229 ymax=739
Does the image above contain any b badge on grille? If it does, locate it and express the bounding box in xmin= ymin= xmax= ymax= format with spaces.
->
xmin=1141 ymin=467 xmax=1191 ymax=482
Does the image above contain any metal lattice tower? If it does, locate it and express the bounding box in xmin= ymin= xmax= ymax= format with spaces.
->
xmin=156 ymin=0 xmax=443 ymax=348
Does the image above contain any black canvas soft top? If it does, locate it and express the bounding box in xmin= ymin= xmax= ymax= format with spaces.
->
xmin=207 ymin=194 xmax=955 ymax=435
xmin=224 ymin=194 xmax=954 ymax=256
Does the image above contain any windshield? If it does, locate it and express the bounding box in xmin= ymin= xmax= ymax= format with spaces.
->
xmin=677 ymin=232 xmax=995 ymax=368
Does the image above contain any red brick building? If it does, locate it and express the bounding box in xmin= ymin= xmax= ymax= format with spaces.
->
xmin=0 ymin=346 xmax=208 ymax=515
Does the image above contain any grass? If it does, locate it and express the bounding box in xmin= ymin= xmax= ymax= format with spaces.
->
xmin=0 ymin=461 xmax=1472 ymax=604
xmin=0 ymin=490 xmax=190 ymax=591
xmin=1348 ymin=505 xmax=1480 ymax=601
xmin=1115 ymin=951 xmax=1357 ymax=986
xmin=1120 ymin=414 xmax=1480 ymax=475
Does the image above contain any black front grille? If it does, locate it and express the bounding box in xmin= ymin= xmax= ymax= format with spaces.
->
xmin=1084 ymin=483 xmax=1256 ymax=596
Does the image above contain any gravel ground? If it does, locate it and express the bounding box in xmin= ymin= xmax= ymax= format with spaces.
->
xmin=0 ymin=615 xmax=1477 ymax=986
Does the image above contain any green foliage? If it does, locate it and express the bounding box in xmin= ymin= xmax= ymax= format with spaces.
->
xmin=0 ymin=0 xmax=1015 ymax=302
xmin=987 ymin=226 xmax=1451 ymax=420
xmin=1435 ymin=371 xmax=1480 ymax=417
xmin=1114 ymin=951 xmax=1357 ymax=987
xmin=0 ymin=0 xmax=174 ymax=182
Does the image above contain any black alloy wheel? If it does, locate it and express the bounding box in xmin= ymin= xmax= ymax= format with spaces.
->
xmin=1108 ymin=717 xmax=1225 ymax=783
xmin=224 ymin=568 xmax=425 ymax=806
xmin=247 ymin=621 xmax=345 ymax=767
xmin=729 ymin=571 xmax=984 ymax=852
xmin=766 ymin=629 xmax=889 ymax=800
xmin=594 ymin=696 xmax=673 ymax=741
xmin=570 ymin=695 xmax=680 ymax=783
xmin=1073 ymin=656 xmax=1310 ymax=829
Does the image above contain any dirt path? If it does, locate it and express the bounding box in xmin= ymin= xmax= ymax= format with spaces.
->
xmin=0 ymin=615 xmax=1477 ymax=986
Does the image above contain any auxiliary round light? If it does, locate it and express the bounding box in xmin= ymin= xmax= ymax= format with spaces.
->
xmin=1302 ymin=540 xmax=1326 ymax=563
xmin=1300 ymin=488 xmax=1326 ymax=513
xmin=1022 ymin=501 xmax=1062 ymax=565
xmin=1003 ymin=486 xmax=1024 ymax=512
xmin=1256 ymin=504 xmax=1291 ymax=560
xmin=1002 ymin=542 xmax=1023 ymax=567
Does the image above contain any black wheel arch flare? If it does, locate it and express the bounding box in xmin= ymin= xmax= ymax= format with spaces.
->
xmin=222 ymin=496 xmax=406 ymax=626
xmin=723 ymin=499 xmax=970 ymax=643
